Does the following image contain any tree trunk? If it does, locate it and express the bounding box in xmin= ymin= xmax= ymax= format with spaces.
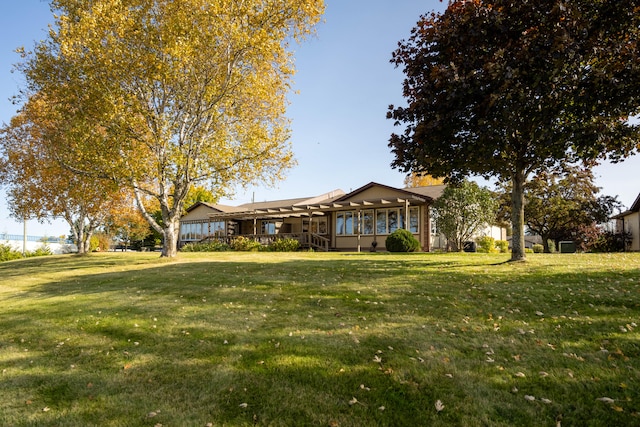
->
xmin=542 ymin=235 xmax=550 ymax=253
xmin=510 ymin=169 xmax=527 ymax=261
xmin=161 ymin=219 xmax=179 ymax=257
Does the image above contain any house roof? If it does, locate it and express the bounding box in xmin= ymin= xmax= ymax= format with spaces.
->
xmin=403 ymin=184 xmax=447 ymax=201
xmin=206 ymin=190 xmax=346 ymax=220
xmin=184 ymin=202 xmax=246 ymax=214
xmin=630 ymin=193 xmax=640 ymax=212
xmin=238 ymin=189 xmax=345 ymax=211
xmin=202 ymin=183 xmax=442 ymax=220
xmin=333 ymin=181 xmax=444 ymax=205
xmin=612 ymin=192 xmax=640 ymax=219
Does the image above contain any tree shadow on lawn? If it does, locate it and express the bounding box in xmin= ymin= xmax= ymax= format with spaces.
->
xmin=1 ymin=255 xmax=639 ymax=425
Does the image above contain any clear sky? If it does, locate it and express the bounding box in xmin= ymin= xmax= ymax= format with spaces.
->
xmin=1 ymin=0 xmax=638 ymax=238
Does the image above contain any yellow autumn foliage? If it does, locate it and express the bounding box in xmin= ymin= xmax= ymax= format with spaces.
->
xmin=20 ymin=0 xmax=325 ymax=256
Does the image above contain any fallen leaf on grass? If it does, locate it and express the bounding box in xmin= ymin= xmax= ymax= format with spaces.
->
xmin=541 ymin=398 xmax=552 ymax=404
xmin=435 ymin=400 xmax=445 ymax=412
xmin=239 ymin=403 xmax=248 ymax=408
xmin=524 ymin=395 xmax=535 ymax=401
xmin=597 ymin=397 xmax=615 ymax=404
xmin=515 ymin=372 xmax=526 ymax=378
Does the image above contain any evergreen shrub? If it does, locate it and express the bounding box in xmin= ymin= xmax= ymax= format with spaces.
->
xmin=385 ymin=229 xmax=420 ymax=252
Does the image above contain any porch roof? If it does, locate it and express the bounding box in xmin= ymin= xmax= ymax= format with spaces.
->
xmin=206 ymin=195 xmax=428 ymax=220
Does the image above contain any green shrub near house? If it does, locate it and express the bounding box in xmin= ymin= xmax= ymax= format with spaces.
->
xmin=385 ymin=229 xmax=420 ymax=252
xmin=230 ymin=236 xmax=262 ymax=251
xmin=476 ymin=237 xmax=510 ymax=254
xmin=476 ymin=236 xmax=498 ymax=253
xmin=268 ymin=238 xmax=300 ymax=252
xmin=181 ymin=241 xmax=231 ymax=252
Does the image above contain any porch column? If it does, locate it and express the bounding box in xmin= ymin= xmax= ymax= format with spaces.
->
xmin=404 ymin=199 xmax=410 ymax=230
xmin=356 ymin=209 xmax=361 ymax=253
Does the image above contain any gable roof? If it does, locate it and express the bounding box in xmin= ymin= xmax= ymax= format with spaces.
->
xmin=334 ymin=181 xmax=441 ymax=204
xmin=184 ymin=201 xmax=245 ymax=214
xmin=630 ymin=192 xmax=640 ymax=212
xmin=612 ymin=192 xmax=640 ymax=219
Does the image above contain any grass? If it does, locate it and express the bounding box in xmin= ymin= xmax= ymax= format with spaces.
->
xmin=0 ymin=251 xmax=639 ymax=426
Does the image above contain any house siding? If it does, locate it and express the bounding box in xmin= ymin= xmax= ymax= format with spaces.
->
xmin=623 ymin=212 xmax=640 ymax=251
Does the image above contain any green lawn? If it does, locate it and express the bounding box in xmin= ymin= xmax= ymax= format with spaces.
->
xmin=0 ymin=252 xmax=639 ymax=426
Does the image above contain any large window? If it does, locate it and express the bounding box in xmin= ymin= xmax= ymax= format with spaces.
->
xmin=210 ymin=221 xmax=226 ymax=236
xmin=180 ymin=220 xmax=227 ymax=242
xmin=375 ymin=207 xmax=420 ymax=235
xmin=409 ymin=207 xmax=420 ymax=233
xmin=261 ymin=220 xmax=277 ymax=235
xmin=336 ymin=211 xmax=356 ymax=235
xmin=307 ymin=217 xmax=328 ymax=235
xmin=376 ymin=208 xmax=404 ymax=234
xmin=362 ymin=210 xmax=374 ymax=235
xmin=336 ymin=207 xmax=420 ymax=236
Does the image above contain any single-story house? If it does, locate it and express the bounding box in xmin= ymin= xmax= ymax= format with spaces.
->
xmin=178 ymin=182 xmax=505 ymax=252
xmin=613 ymin=192 xmax=640 ymax=251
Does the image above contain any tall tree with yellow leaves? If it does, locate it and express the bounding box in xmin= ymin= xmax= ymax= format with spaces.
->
xmin=17 ymin=0 xmax=324 ymax=257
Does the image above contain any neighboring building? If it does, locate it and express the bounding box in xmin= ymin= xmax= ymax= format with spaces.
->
xmin=178 ymin=182 xmax=505 ymax=252
xmin=613 ymin=192 xmax=640 ymax=251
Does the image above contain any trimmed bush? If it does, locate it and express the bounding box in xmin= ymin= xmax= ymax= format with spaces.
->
xmin=532 ymin=244 xmax=544 ymax=253
xmin=476 ymin=236 xmax=498 ymax=253
xmin=385 ymin=229 xmax=420 ymax=252
xmin=269 ymin=238 xmax=300 ymax=252
xmin=547 ymin=240 xmax=556 ymax=253
xmin=496 ymin=240 xmax=509 ymax=253
xmin=230 ymin=236 xmax=262 ymax=251
xmin=181 ymin=241 xmax=231 ymax=252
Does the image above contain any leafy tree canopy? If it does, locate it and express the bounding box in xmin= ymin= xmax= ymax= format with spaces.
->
xmin=0 ymin=94 xmax=132 ymax=254
xmin=16 ymin=0 xmax=324 ymax=257
xmin=497 ymin=165 xmax=622 ymax=252
xmin=432 ymin=180 xmax=497 ymax=252
xmin=388 ymin=0 xmax=640 ymax=260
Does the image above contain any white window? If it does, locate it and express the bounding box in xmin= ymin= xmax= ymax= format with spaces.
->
xmin=362 ymin=210 xmax=374 ymax=235
xmin=409 ymin=207 xmax=420 ymax=233
xmin=336 ymin=211 xmax=356 ymax=235
xmin=376 ymin=209 xmax=403 ymax=234
xmin=375 ymin=208 xmax=419 ymax=234
xmin=261 ymin=220 xmax=277 ymax=235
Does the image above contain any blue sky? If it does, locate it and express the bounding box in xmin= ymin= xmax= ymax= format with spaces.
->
xmin=1 ymin=0 xmax=638 ymax=238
